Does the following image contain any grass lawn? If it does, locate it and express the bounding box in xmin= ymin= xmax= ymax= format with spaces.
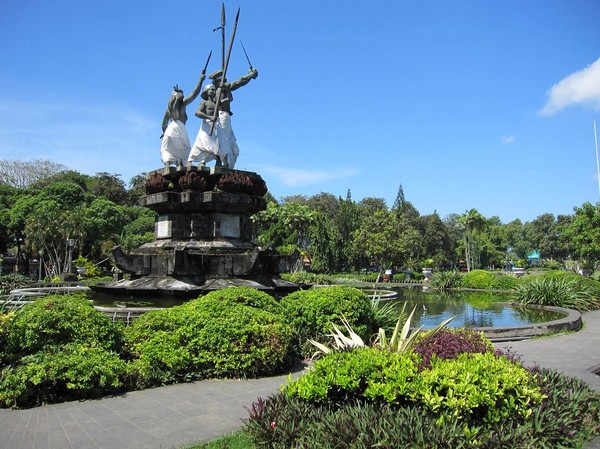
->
xmin=185 ymin=432 xmax=253 ymax=449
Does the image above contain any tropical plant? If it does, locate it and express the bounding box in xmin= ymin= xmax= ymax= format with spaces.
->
xmin=0 ymin=273 xmax=34 ymax=295
xmin=373 ymin=302 xmax=454 ymax=353
xmin=429 ymin=270 xmax=462 ymax=290
xmin=412 ymin=328 xmax=494 ymax=370
xmin=308 ymin=302 xmax=453 ymax=358
xmin=512 ymin=276 xmax=599 ymax=311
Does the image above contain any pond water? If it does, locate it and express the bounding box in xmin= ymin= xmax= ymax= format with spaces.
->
xmin=89 ymin=286 xmax=566 ymax=330
xmin=386 ymin=287 xmax=565 ymax=329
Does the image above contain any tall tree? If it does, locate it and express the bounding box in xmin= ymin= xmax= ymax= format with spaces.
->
xmin=458 ymin=209 xmax=486 ymax=271
xmin=0 ymin=159 xmax=68 ymax=189
xmin=563 ymin=202 xmax=600 ymax=269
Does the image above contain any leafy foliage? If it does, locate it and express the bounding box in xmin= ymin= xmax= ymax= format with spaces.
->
xmin=513 ymin=276 xmax=599 ymax=311
xmin=285 ymin=349 xmax=542 ymax=423
xmin=0 ymin=295 xmax=127 ymax=408
xmin=0 ymin=343 xmax=129 ymax=408
xmin=4 ymin=295 xmax=123 ymax=361
xmin=412 ymin=328 xmax=494 ymax=370
xmin=124 ymin=293 xmax=293 ymax=386
xmin=0 ymin=273 xmax=34 ymax=295
xmin=199 ymin=287 xmax=283 ymax=315
xmin=461 ymin=269 xmax=496 ymax=289
xmin=429 ymin=270 xmax=463 ymax=290
xmin=246 ymin=367 xmax=600 ymax=449
xmin=490 ymin=273 xmax=520 ymax=290
xmin=287 ymin=271 xmax=335 ymax=285
xmin=280 ymin=286 xmax=376 ymax=359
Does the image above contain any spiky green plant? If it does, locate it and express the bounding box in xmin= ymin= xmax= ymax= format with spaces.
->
xmin=309 ymin=302 xmax=453 ymax=358
xmin=513 ymin=276 xmax=599 ymax=311
xmin=428 ymin=270 xmax=463 ymax=290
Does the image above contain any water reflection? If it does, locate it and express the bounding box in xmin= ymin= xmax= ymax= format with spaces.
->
xmin=388 ymin=288 xmax=564 ymax=329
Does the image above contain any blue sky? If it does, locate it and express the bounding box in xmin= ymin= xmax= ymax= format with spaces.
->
xmin=1 ymin=1 xmax=599 ymax=223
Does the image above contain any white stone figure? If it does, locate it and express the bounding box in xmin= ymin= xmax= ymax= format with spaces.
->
xmin=160 ymin=72 xmax=205 ymax=167
xmin=189 ymin=68 xmax=257 ymax=169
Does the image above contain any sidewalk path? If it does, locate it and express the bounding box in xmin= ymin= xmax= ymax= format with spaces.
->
xmin=0 ymin=312 xmax=598 ymax=449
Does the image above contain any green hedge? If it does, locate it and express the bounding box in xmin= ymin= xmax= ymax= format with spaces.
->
xmin=0 ymin=295 xmax=127 ymax=408
xmin=461 ymin=270 xmax=496 ymax=289
xmin=124 ymin=292 xmax=293 ymax=386
xmin=5 ymin=295 xmax=123 ymax=361
xmin=0 ymin=344 xmax=129 ymax=408
xmin=286 ymin=349 xmax=542 ymax=423
xmin=280 ymin=286 xmax=376 ymax=359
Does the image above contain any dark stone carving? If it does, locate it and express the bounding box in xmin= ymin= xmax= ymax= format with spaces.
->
xmin=93 ymin=166 xmax=302 ymax=300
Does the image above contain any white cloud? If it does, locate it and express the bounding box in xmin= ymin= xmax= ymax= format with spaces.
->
xmin=501 ymin=135 xmax=516 ymax=145
xmin=0 ymin=97 xmax=159 ymax=181
xmin=540 ymin=57 xmax=600 ymax=116
xmin=257 ymin=165 xmax=359 ymax=187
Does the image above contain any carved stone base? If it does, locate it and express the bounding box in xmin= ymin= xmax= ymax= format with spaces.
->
xmin=92 ymin=167 xmax=303 ymax=300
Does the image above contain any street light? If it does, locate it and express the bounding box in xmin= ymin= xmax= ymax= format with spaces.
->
xmin=14 ymin=236 xmax=23 ymax=273
xmin=66 ymin=238 xmax=75 ymax=274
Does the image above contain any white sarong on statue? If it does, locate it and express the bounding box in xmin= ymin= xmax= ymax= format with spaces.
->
xmin=160 ymin=120 xmax=190 ymax=164
xmin=189 ymin=111 xmax=239 ymax=168
xmin=189 ymin=119 xmax=219 ymax=165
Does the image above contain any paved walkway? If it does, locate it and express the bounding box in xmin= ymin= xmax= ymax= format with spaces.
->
xmin=0 ymin=311 xmax=599 ymax=449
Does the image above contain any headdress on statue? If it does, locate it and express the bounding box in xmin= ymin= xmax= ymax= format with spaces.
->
xmin=168 ymin=84 xmax=184 ymax=112
xmin=209 ymin=70 xmax=223 ymax=80
xmin=201 ymin=84 xmax=215 ymax=100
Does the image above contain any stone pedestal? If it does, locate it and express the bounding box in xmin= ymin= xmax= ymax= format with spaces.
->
xmin=93 ymin=167 xmax=302 ymax=299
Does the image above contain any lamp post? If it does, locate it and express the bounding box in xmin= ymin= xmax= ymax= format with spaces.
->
xmin=38 ymin=249 xmax=44 ymax=281
xmin=66 ymin=239 xmax=75 ymax=275
xmin=14 ymin=236 xmax=23 ymax=273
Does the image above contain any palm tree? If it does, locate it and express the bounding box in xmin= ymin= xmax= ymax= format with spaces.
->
xmin=458 ymin=209 xmax=485 ymax=271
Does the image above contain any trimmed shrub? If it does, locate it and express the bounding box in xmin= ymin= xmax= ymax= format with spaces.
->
xmin=461 ymin=270 xmax=495 ymax=289
xmin=246 ymin=394 xmax=478 ymax=449
xmin=0 ymin=343 xmax=129 ymax=408
xmin=0 ymin=311 xmax=14 ymax=367
xmin=246 ymin=369 xmax=600 ymax=449
xmin=5 ymin=295 xmax=122 ymax=359
xmin=280 ymin=286 xmax=376 ymax=359
xmin=286 ymin=349 xmax=542 ymax=423
xmin=124 ymin=295 xmax=293 ymax=386
xmin=5 ymin=295 xmax=122 ymax=361
xmin=198 ymin=287 xmax=283 ymax=315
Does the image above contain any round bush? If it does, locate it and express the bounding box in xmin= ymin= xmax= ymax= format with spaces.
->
xmin=279 ymin=286 xmax=376 ymax=359
xmin=5 ymin=295 xmax=122 ymax=361
xmin=198 ymin=286 xmax=283 ymax=315
xmin=490 ymin=273 xmax=520 ymax=290
xmin=124 ymin=296 xmax=293 ymax=386
xmin=461 ymin=270 xmax=495 ymax=289
xmin=0 ymin=343 xmax=129 ymax=408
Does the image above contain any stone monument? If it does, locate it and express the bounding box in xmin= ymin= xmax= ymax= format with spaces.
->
xmin=93 ymin=5 xmax=302 ymax=299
